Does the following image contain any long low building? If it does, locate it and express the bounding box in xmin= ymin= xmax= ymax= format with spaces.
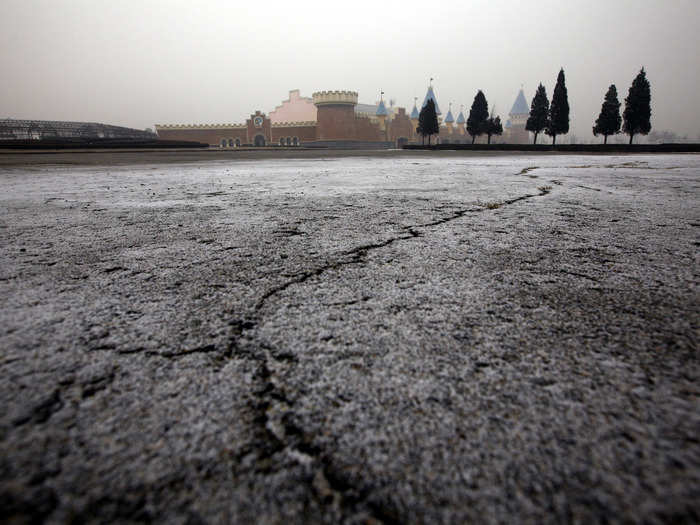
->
xmin=0 ymin=119 xmax=155 ymax=141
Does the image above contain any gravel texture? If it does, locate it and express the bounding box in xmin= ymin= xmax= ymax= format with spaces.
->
xmin=0 ymin=151 xmax=698 ymax=524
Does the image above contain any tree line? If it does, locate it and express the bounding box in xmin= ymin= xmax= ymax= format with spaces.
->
xmin=416 ymin=68 xmax=652 ymax=145
xmin=593 ymin=68 xmax=651 ymax=144
xmin=527 ymin=67 xmax=650 ymax=145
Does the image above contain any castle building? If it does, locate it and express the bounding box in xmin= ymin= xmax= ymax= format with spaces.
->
xmin=155 ymin=85 xmax=531 ymax=147
xmin=156 ymin=89 xmax=418 ymax=148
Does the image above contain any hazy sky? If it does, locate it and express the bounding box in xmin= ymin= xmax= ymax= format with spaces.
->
xmin=2 ymin=0 xmax=699 ymax=138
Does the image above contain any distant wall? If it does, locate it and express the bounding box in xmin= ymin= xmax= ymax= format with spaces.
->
xmin=271 ymin=125 xmax=317 ymax=145
xmin=304 ymin=140 xmax=393 ymax=149
xmin=156 ymin=126 xmax=247 ymax=146
xmin=354 ymin=116 xmax=382 ymax=142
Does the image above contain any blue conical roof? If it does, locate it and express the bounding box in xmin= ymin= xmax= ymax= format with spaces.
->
xmin=376 ymin=100 xmax=388 ymax=116
xmin=445 ymin=109 xmax=454 ymax=123
xmin=421 ymin=86 xmax=441 ymax=115
xmin=510 ymin=89 xmax=529 ymax=115
xmin=456 ymin=111 xmax=465 ymax=124
xmin=410 ymin=104 xmax=419 ymax=119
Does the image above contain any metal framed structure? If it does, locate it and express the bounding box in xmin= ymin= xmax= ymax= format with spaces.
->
xmin=0 ymin=119 xmax=156 ymax=141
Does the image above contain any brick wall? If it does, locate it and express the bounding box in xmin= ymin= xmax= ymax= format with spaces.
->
xmin=156 ymin=127 xmax=247 ymax=146
xmin=389 ymin=108 xmax=415 ymax=144
xmin=271 ymin=125 xmax=317 ymax=145
xmin=354 ymin=116 xmax=382 ymax=142
xmin=316 ymin=105 xmax=357 ymax=140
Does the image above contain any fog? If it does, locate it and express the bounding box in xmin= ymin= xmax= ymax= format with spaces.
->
xmin=2 ymin=0 xmax=699 ymax=139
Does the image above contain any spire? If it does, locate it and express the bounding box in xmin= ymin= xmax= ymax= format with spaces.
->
xmin=456 ymin=104 xmax=465 ymax=124
xmin=510 ymin=88 xmax=529 ymax=116
xmin=444 ymin=102 xmax=454 ymax=123
xmin=375 ymin=90 xmax=388 ymax=116
xmin=421 ymin=85 xmax=441 ymax=115
xmin=410 ymin=97 xmax=419 ymax=119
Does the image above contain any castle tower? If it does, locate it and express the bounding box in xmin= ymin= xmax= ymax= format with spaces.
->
xmin=421 ymin=82 xmax=442 ymax=124
xmin=422 ymin=85 xmax=441 ymax=115
xmin=456 ymin=105 xmax=466 ymax=135
xmin=507 ymin=88 xmax=530 ymax=144
xmin=376 ymin=94 xmax=388 ymax=133
xmin=312 ymin=90 xmax=359 ymax=141
xmin=444 ymin=103 xmax=454 ymax=134
xmin=410 ymin=97 xmax=419 ymax=138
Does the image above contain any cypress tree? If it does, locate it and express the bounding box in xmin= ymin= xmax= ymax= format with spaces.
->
xmin=546 ymin=68 xmax=570 ymax=145
xmin=485 ymin=116 xmax=503 ymax=144
xmin=467 ymin=90 xmax=489 ymax=144
xmin=526 ymin=84 xmax=549 ymax=144
xmin=592 ymin=84 xmax=622 ymax=144
xmin=623 ymin=68 xmax=651 ymax=144
xmin=417 ymin=99 xmax=439 ymax=145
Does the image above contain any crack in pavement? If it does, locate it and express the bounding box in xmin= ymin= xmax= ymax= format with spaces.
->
xmin=253 ymin=234 xmax=417 ymax=312
xmin=229 ymin=335 xmax=401 ymax=524
xmin=255 ymin=187 xmax=551 ymax=313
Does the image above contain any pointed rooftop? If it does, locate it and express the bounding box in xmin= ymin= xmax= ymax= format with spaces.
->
xmin=410 ymin=103 xmax=419 ymax=119
xmin=510 ymin=89 xmax=529 ymax=116
xmin=456 ymin=110 xmax=465 ymax=124
xmin=421 ymin=86 xmax=441 ymax=115
xmin=445 ymin=108 xmax=454 ymax=123
xmin=376 ymin=100 xmax=388 ymax=116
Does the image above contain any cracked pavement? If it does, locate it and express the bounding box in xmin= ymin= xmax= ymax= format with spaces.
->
xmin=0 ymin=151 xmax=698 ymax=523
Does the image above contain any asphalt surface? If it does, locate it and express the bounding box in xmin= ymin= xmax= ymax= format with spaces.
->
xmin=0 ymin=151 xmax=698 ymax=524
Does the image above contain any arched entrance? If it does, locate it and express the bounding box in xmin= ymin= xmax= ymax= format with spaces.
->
xmin=254 ymin=135 xmax=265 ymax=147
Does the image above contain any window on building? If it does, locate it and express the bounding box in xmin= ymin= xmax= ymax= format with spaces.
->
xmin=235 ymin=138 xmax=241 ymax=147
xmin=220 ymin=139 xmax=226 ymax=147
xmin=293 ymin=137 xmax=299 ymax=146
xmin=228 ymin=138 xmax=234 ymax=147
xmin=286 ymin=137 xmax=291 ymax=146
xmin=280 ymin=138 xmax=285 ymax=146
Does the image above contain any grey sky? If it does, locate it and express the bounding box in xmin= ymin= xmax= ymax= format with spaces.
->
xmin=2 ymin=0 xmax=699 ymax=138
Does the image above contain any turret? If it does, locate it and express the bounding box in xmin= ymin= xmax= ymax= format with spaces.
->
xmin=456 ymin=105 xmax=466 ymax=135
xmin=509 ymin=88 xmax=529 ymax=127
xmin=445 ymin=103 xmax=454 ymax=134
xmin=376 ymin=94 xmax=388 ymax=132
xmin=312 ymin=90 xmax=359 ymax=141
xmin=410 ymin=97 xmax=420 ymax=137
xmin=506 ymin=87 xmax=531 ymax=144
xmin=422 ymin=82 xmax=442 ymax=124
